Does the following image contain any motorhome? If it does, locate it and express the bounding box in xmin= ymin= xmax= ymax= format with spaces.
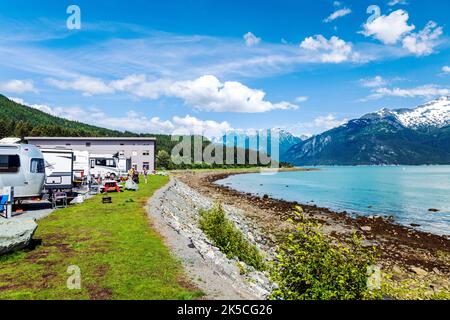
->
xmin=0 ymin=138 xmax=45 ymax=199
xmin=89 ymin=154 xmax=121 ymax=179
xmin=41 ymin=148 xmax=74 ymax=191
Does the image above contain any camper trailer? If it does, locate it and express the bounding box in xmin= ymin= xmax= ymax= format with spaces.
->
xmin=89 ymin=154 xmax=121 ymax=179
xmin=73 ymin=150 xmax=90 ymax=181
xmin=0 ymin=138 xmax=45 ymax=199
xmin=41 ymin=149 xmax=74 ymax=191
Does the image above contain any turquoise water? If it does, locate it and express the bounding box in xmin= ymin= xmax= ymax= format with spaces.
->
xmin=217 ymin=166 xmax=450 ymax=236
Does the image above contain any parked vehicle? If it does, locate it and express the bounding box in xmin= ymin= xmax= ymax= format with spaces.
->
xmin=73 ymin=150 xmax=90 ymax=181
xmin=89 ymin=154 xmax=121 ymax=179
xmin=0 ymin=138 xmax=45 ymax=199
xmin=41 ymin=148 xmax=74 ymax=191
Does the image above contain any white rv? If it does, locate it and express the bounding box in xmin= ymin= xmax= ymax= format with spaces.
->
xmin=73 ymin=150 xmax=90 ymax=181
xmin=89 ymin=154 xmax=121 ymax=179
xmin=0 ymin=138 xmax=45 ymax=199
xmin=41 ymin=149 xmax=74 ymax=190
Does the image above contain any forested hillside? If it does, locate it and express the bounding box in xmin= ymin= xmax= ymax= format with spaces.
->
xmin=0 ymin=94 xmax=273 ymax=168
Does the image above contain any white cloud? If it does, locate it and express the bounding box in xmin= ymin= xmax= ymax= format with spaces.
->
xmin=388 ymin=0 xmax=408 ymax=6
xmin=366 ymin=85 xmax=450 ymax=100
xmin=109 ymin=74 xmax=146 ymax=91
xmin=324 ymin=8 xmax=352 ymax=23
xmin=295 ymin=96 xmax=309 ymax=103
xmin=300 ymin=35 xmax=356 ymax=63
xmin=47 ymin=76 xmax=114 ymax=96
xmin=0 ymin=79 xmax=38 ymax=93
xmin=48 ymin=74 xmax=298 ymax=113
xmin=402 ymin=21 xmax=443 ymax=56
xmin=442 ymin=66 xmax=450 ymax=73
xmin=163 ymin=75 xmax=297 ymax=112
xmin=312 ymin=114 xmax=347 ymax=130
xmin=361 ymin=10 xmax=415 ymax=45
xmin=243 ymin=32 xmax=261 ymax=47
xmin=360 ymin=76 xmax=387 ymax=88
xmin=9 ymin=97 xmax=233 ymax=138
xmin=171 ymin=115 xmax=232 ymax=137
xmin=286 ymin=114 xmax=348 ymax=136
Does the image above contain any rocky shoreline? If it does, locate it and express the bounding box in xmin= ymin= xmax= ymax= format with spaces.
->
xmin=147 ymin=177 xmax=274 ymax=300
xmin=174 ymin=169 xmax=450 ymax=299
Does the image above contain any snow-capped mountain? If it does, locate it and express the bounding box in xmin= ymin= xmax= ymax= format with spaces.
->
xmin=285 ymin=97 xmax=450 ymax=166
xmin=367 ymin=96 xmax=450 ymax=131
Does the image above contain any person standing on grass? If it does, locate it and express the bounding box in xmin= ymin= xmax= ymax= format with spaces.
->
xmin=143 ymin=167 xmax=149 ymax=184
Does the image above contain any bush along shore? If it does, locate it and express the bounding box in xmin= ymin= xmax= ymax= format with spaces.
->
xmin=173 ymin=169 xmax=450 ymax=300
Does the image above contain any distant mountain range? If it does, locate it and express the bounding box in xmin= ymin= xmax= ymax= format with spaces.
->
xmin=285 ymin=97 xmax=450 ymax=165
xmin=215 ymin=129 xmax=307 ymax=162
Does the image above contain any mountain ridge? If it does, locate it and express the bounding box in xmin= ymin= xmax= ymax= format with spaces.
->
xmin=285 ymin=97 xmax=450 ymax=166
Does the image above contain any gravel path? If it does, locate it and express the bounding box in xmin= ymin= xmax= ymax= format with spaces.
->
xmin=147 ymin=177 xmax=273 ymax=300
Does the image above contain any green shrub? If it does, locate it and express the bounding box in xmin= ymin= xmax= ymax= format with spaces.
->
xmin=269 ymin=208 xmax=379 ymax=300
xmin=199 ymin=203 xmax=266 ymax=271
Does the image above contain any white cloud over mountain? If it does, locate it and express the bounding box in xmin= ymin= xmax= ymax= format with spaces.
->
xmin=402 ymin=21 xmax=443 ymax=56
xmin=9 ymin=97 xmax=232 ymax=138
xmin=47 ymin=74 xmax=298 ymax=113
xmin=360 ymin=76 xmax=387 ymax=88
xmin=366 ymin=85 xmax=450 ymax=100
xmin=388 ymin=0 xmax=408 ymax=6
xmin=361 ymin=10 xmax=415 ymax=45
xmin=0 ymin=79 xmax=38 ymax=93
xmin=361 ymin=9 xmax=443 ymax=56
xmin=243 ymin=32 xmax=261 ymax=47
xmin=300 ymin=35 xmax=357 ymax=63
xmin=47 ymin=76 xmax=114 ymax=96
xmin=324 ymin=8 xmax=352 ymax=23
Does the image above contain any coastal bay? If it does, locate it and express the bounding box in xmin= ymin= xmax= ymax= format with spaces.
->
xmin=173 ymin=168 xmax=450 ymax=299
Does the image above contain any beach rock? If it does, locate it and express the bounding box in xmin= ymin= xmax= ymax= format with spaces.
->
xmin=263 ymin=194 xmax=269 ymax=199
xmin=433 ymin=267 xmax=441 ymax=275
xmin=361 ymin=226 xmax=372 ymax=232
xmin=411 ymin=266 xmax=427 ymax=276
xmin=0 ymin=219 xmax=38 ymax=255
xmin=392 ymin=266 xmax=402 ymax=274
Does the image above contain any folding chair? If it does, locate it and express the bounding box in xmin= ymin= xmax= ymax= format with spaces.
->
xmin=52 ymin=192 xmax=68 ymax=209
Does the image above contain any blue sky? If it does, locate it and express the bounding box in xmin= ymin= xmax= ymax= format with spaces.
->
xmin=0 ymin=0 xmax=449 ymax=137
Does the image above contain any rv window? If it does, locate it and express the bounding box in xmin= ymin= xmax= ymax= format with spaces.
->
xmin=30 ymin=158 xmax=45 ymax=173
xmin=95 ymin=159 xmax=116 ymax=168
xmin=0 ymin=155 xmax=21 ymax=173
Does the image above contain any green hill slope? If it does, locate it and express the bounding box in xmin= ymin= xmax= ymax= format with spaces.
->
xmin=0 ymin=94 xmax=129 ymax=137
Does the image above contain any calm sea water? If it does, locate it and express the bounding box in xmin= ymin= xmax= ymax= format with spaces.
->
xmin=217 ymin=166 xmax=450 ymax=236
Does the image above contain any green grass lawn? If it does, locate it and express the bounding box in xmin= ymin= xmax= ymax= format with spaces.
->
xmin=0 ymin=175 xmax=201 ymax=300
